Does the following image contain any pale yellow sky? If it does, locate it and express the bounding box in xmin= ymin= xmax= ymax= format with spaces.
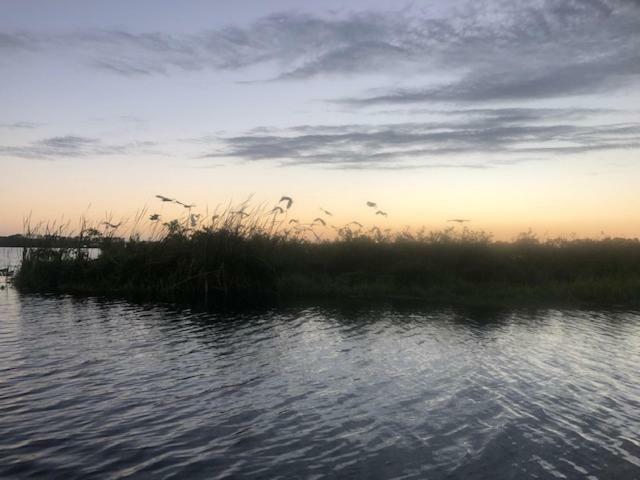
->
xmin=2 ymin=150 xmax=639 ymax=240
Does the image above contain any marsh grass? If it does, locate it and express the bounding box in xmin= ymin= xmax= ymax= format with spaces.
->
xmin=12 ymin=198 xmax=640 ymax=307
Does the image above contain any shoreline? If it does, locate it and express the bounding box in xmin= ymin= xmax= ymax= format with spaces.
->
xmin=12 ymin=233 xmax=640 ymax=310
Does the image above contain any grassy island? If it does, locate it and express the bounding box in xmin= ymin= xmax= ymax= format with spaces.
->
xmin=12 ymin=202 xmax=640 ymax=307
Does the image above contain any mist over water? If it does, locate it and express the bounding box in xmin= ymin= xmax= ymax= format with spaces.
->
xmin=1 ymin=285 xmax=639 ymax=479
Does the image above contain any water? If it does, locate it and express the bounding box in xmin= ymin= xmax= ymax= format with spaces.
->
xmin=0 ymin=246 xmax=24 ymax=271
xmin=0 ymin=246 xmax=100 ymax=272
xmin=1 ymin=264 xmax=640 ymax=478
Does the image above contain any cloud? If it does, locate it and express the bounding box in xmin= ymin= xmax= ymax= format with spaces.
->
xmin=0 ymin=0 xmax=637 ymax=104
xmin=0 ymin=135 xmax=158 ymax=160
xmin=199 ymin=108 xmax=640 ymax=169
xmin=343 ymin=55 xmax=640 ymax=105
xmin=0 ymin=121 xmax=41 ymax=129
xmin=0 ymin=32 xmax=34 ymax=50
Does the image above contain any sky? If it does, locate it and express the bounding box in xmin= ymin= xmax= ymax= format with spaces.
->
xmin=1 ymin=0 xmax=639 ymax=239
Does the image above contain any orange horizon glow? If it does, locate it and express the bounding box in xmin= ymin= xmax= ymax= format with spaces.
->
xmin=2 ymin=150 xmax=639 ymax=240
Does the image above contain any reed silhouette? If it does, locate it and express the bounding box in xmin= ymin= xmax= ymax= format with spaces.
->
xmin=11 ymin=197 xmax=640 ymax=307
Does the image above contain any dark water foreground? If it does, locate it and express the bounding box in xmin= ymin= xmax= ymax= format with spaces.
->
xmin=1 ymin=287 xmax=639 ymax=479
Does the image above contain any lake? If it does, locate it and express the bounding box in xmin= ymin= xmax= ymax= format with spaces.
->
xmin=1 ymin=249 xmax=639 ymax=478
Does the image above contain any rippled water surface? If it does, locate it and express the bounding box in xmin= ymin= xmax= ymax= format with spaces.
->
xmin=1 ymin=286 xmax=640 ymax=479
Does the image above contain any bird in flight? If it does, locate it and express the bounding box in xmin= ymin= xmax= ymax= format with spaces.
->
xmin=448 ymin=219 xmax=470 ymax=223
xmin=270 ymin=206 xmax=285 ymax=215
xmin=289 ymin=219 xmax=299 ymax=224
xmin=375 ymin=210 xmax=388 ymax=217
xmin=102 ymin=221 xmax=122 ymax=229
xmin=155 ymin=194 xmax=173 ymax=202
xmin=313 ymin=218 xmax=326 ymax=226
xmin=149 ymin=213 xmax=161 ymax=221
xmin=279 ymin=196 xmax=293 ymax=209
xmin=320 ymin=207 xmax=332 ymax=216
xmin=366 ymin=201 xmax=377 ymax=208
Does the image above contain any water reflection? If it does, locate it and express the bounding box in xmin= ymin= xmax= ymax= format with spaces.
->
xmin=1 ymin=288 xmax=639 ymax=479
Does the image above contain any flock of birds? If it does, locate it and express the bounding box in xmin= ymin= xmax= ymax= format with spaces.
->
xmin=144 ymin=194 xmax=471 ymax=235
xmin=96 ymin=193 xmax=471 ymax=236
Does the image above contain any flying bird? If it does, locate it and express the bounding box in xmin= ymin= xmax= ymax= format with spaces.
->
xmin=375 ymin=210 xmax=388 ymax=217
xmin=288 ymin=219 xmax=299 ymax=224
xmin=313 ymin=217 xmax=326 ymax=226
xmin=149 ymin=213 xmax=161 ymax=221
xmin=279 ymin=196 xmax=293 ymax=209
xmin=448 ymin=219 xmax=470 ymax=223
xmin=366 ymin=201 xmax=377 ymax=208
xmin=155 ymin=195 xmax=173 ymax=202
xmin=102 ymin=222 xmax=122 ymax=229
xmin=320 ymin=207 xmax=332 ymax=216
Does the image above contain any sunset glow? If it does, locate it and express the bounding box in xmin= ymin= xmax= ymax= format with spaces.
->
xmin=2 ymin=0 xmax=639 ymax=239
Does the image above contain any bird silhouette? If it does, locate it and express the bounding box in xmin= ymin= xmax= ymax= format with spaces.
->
xmin=320 ymin=207 xmax=332 ymax=216
xmin=102 ymin=222 xmax=122 ymax=229
xmin=279 ymin=196 xmax=293 ymax=209
xmin=155 ymin=195 xmax=173 ymax=202
xmin=149 ymin=213 xmax=161 ymax=221
xmin=448 ymin=219 xmax=470 ymax=223
xmin=366 ymin=201 xmax=377 ymax=208
xmin=375 ymin=210 xmax=388 ymax=216
xmin=289 ymin=219 xmax=299 ymax=224
xmin=313 ymin=217 xmax=326 ymax=226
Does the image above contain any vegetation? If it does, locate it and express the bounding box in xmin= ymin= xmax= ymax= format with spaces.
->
xmin=11 ymin=197 xmax=640 ymax=307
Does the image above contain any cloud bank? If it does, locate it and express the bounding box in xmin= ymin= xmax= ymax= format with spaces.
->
xmin=202 ymin=108 xmax=640 ymax=169
xmin=0 ymin=0 xmax=638 ymax=108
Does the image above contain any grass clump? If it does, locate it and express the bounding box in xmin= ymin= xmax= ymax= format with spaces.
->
xmin=12 ymin=197 xmax=640 ymax=307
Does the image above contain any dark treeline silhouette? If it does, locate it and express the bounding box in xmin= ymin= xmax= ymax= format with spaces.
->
xmin=0 ymin=234 xmax=121 ymax=249
xmin=13 ymin=225 xmax=640 ymax=307
xmin=10 ymin=197 xmax=640 ymax=306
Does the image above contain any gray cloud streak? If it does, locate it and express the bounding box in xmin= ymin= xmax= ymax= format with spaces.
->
xmin=0 ymin=135 xmax=158 ymax=160
xmin=200 ymin=108 xmax=640 ymax=169
xmin=0 ymin=121 xmax=41 ymax=129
